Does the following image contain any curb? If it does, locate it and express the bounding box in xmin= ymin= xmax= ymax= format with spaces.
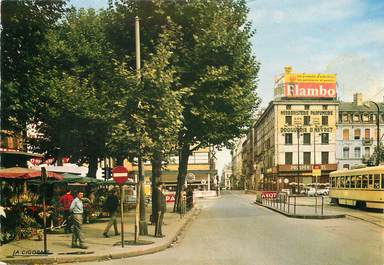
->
xmin=344 ymin=214 xmax=384 ymax=229
xmin=1 ymin=207 xmax=200 ymax=265
xmin=254 ymin=202 xmax=346 ymax=219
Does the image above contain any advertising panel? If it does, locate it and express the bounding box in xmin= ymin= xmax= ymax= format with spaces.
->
xmin=284 ymin=73 xmax=336 ymax=98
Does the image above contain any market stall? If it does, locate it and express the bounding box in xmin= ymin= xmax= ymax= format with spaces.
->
xmin=0 ymin=167 xmax=63 ymax=244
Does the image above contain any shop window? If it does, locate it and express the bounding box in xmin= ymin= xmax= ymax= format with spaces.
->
xmin=303 ymin=133 xmax=311 ymax=145
xmin=304 ymin=116 xmax=310 ymax=126
xmin=354 ymin=129 xmax=361 ymax=140
xmin=285 ymin=116 xmax=292 ymax=126
xmin=353 ymin=113 xmax=360 ymax=122
xmin=364 ymin=147 xmax=370 ymax=157
xmin=354 ymin=147 xmax=361 ymax=158
xmin=285 ymin=152 xmax=293 ymax=165
xmin=321 ymin=152 xmax=329 ymax=164
xmin=364 ymin=128 xmax=370 ymax=140
xmin=343 ymin=147 xmax=349 ymax=159
xmin=322 ymin=116 xmax=328 ymax=125
xmin=303 ymin=152 xmax=311 ymax=164
xmin=343 ymin=129 xmax=349 ymax=141
xmin=342 ymin=113 xmax=349 ymax=122
xmin=321 ymin=133 xmax=329 ymax=144
xmin=285 ymin=133 xmax=293 ymax=145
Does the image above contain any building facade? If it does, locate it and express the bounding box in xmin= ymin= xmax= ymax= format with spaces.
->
xmin=231 ymin=137 xmax=245 ymax=189
xmin=336 ymin=93 xmax=384 ymax=169
xmin=253 ymin=66 xmax=339 ymax=192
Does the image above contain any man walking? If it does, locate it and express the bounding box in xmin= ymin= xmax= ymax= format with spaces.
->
xmin=69 ymin=191 xmax=87 ymax=249
xmin=59 ymin=189 xmax=73 ymax=234
xmin=103 ymin=189 xmax=120 ymax=237
xmin=154 ymin=182 xmax=166 ymax=237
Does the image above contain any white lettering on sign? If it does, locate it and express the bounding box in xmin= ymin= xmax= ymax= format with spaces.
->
xmin=286 ymin=84 xmax=336 ymax=98
xmin=113 ymin=173 xmax=128 ymax=177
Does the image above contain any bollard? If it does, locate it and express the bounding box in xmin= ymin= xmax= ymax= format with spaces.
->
xmin=294 ymin=196 xmax=296 ymax=216
xmin=321 ymin=196 xmax=324 ymax=216
xmin=315 ymin=196 xmax=318 ymax=214
xmin=288 ymin=196 xmax=290 ymax=213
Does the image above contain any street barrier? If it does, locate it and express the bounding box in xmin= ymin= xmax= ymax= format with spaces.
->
xmin=261 ymin=193 xmax=326 ymax=217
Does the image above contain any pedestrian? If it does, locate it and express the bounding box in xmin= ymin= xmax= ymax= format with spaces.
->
xmin=59 ymin=189 xmax=74 ymax=234
xmin=102 ymin=189 xmax=120 ymax=237
xmin=69 ymin=191 xmax=88 ymax=249
xmin=154 ymin=182 xmax=166 ymax=238
xmin=186 ymin=186 xmax=194 ymax=211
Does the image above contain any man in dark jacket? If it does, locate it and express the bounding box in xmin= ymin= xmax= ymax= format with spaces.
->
xmin=103 ymin=189 xmax=120 ymax=237
xmin=154 ymin=182 xmax=166 ymax=237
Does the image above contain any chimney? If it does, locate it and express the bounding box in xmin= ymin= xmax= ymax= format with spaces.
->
xmin=353 ymin=93 xmax=363 ymax=106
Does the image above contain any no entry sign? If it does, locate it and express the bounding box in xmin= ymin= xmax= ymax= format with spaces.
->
xmin=112 ymin=166 xmax=128 ymax=185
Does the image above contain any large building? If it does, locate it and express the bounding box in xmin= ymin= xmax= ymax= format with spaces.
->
xmin=336 ymin=93 xmax=384 ymax=169
xmin=130 ymin=147 xmax=217 ymax=192
xmin=231 ymin=136 xmax=245 ymax=189
xmin=238 ymin=66 xmax=339 ymax=192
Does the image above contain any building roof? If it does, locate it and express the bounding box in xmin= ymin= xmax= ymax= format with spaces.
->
xmin=339 ymin=102 xmax=384 ymax=112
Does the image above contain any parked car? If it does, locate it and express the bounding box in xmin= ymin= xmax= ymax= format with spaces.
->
xmin=316 ymin=188 xmax=329 ymax=196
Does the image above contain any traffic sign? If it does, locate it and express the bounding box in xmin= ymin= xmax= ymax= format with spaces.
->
xmin=312 ymin=164 xmax=321 ymax=176
xmin=112 ymin=166 xmax=129 ymax=185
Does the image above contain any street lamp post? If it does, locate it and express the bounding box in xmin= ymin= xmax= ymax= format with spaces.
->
xmin=297 ymin=128 xmax=300 ymax=194
xmin=366 ymin=101 xmax=381 ymax=166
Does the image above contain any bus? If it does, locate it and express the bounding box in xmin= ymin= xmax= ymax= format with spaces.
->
xmin=329 ymin=166 xmax=384 ymax=209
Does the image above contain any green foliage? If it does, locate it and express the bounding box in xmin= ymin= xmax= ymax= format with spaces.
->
xmin=30 ymin=8 xmax=122 ymax=169
xmin=1 ymin=0 xmax=68 ymax=131
xmin=105 ymin=4 xmax=185 ymax=162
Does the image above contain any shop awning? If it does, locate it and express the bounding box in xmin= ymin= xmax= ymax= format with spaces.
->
xmin=0 ymin=167 xmax=63 ymax=180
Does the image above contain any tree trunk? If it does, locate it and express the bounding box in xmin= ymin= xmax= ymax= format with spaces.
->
xmin=151 ymin=152 xmax=162 ymax=224
xmin=88 ymin=156 xmax=98 ymax=178
xmin=173 ymin=143 xmax=190 ymax=213
xmin=138 ymin=153 xmax=148 ymax=235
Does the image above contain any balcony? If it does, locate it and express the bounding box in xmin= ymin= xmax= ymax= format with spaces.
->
xmin=362 ymin=138 xmax=373 ymax=146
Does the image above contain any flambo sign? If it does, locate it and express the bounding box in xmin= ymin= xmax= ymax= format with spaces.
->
xmin=284 ymin=72 xmax=337 ymax=98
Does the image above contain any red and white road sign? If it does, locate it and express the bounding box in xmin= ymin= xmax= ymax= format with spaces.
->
xmin=112 ymin=166 xmax=129 ymax=185
xmin=261 ymin=191 xmax=277 ymax=199
xmin=164 ymin=192 xmax=175 ymax=203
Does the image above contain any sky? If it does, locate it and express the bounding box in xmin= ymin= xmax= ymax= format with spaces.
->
xmin=70 ymin=0 xmax=384 ymax=175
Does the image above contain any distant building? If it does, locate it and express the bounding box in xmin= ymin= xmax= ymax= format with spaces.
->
xmin=132 ymin=147 xmax=217 ymax=191
xmin=231 ymin=137 xmax=245 ymax=189
xmin=249 ymin=66 xmax=339 ymax=192
xmin=221 ymin=163 xmax=232 ymax=190
xmin=336 ymin=93 xmax=384 ymax=169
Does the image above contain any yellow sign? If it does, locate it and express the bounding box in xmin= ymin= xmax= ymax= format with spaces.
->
xmin=284 ymin=73 xmax=336 ymax=84
xmin=312 ymin=169 xmax=321 ymax=176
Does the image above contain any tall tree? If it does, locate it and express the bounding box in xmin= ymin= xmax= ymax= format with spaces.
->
xmin=106 ymin=12 xmax=185 ymax=226
xmin=170 ymin=0 xmax=260 ymax=211
xmin=1 ymin=0 xmax=68 ymax=132
xmin=30 ymin=8 xmax=121 ymax=177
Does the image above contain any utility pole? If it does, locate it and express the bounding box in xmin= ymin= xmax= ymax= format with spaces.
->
xmin=135 ymin=15 xmax=148 ymax=236
xmin=297 ymin=128 xmax=300 ymax=194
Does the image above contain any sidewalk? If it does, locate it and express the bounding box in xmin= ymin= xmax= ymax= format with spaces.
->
xmin=0 ymin=205 xmax=200 ymax=264
xmin=253 ymin=193 xmax=384 ymax=227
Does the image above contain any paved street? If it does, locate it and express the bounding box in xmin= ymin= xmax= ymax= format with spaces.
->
xmin=82 ymin=191 xmax=383 ymax=265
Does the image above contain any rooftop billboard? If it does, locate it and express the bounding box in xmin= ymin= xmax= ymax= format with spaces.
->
xmin=284 ymin=73 xmax=336 ymax=98
xmin=274 ymin=67 xmax=337 ymax=99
